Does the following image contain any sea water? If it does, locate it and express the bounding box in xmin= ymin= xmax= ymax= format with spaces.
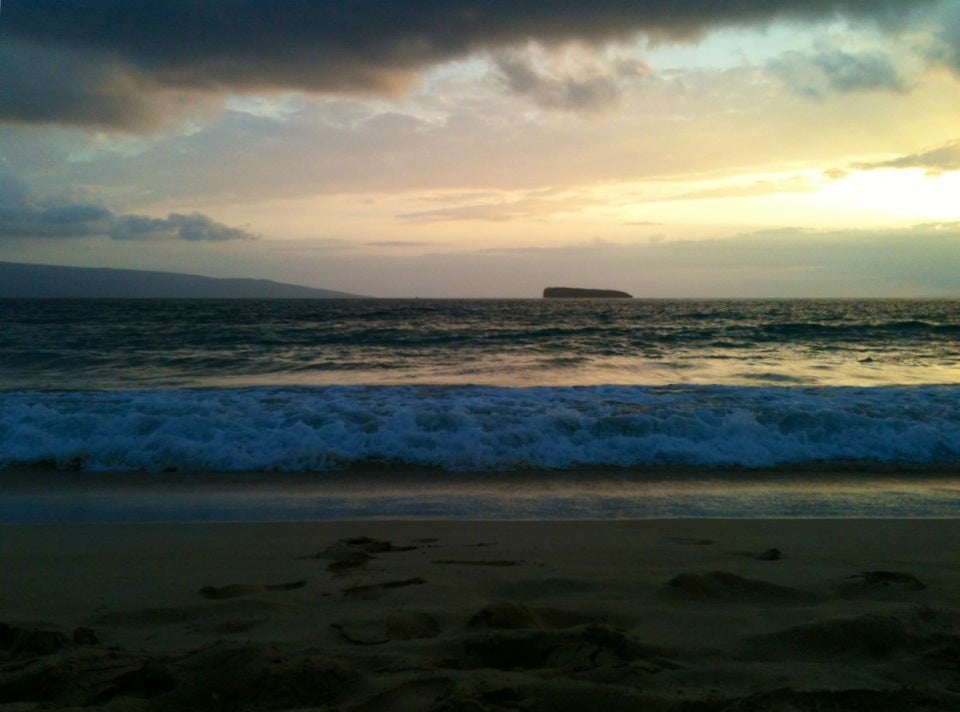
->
xmin=2 ymin=298 xmax=959 ymax=521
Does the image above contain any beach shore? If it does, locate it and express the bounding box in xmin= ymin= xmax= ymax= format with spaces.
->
xmin=3 ymin=519 xmax=960 ymax=709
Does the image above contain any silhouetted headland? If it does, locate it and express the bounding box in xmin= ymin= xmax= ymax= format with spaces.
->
xmin=0 ymin=261 xmax=364 ymax=298
xmin=543 ymin=287 xmax=633 ymax=299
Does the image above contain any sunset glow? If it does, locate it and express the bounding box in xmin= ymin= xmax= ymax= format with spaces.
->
xmin=1 ymin=2 xmax=959 ymax=296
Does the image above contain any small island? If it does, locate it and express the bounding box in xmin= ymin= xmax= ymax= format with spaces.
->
xmin=543 ymin=287 xmax=633 ymax=299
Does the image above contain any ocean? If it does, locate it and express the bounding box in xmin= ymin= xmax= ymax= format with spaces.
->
xmin=2 ymin=298 xmax=959 ymax=521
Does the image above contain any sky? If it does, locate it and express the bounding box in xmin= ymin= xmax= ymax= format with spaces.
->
xmin=1 ymin=1 xmax=959 ymax=298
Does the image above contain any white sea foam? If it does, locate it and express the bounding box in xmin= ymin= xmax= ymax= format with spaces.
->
xmin=2 ymin=385 xmax=959 ymax=473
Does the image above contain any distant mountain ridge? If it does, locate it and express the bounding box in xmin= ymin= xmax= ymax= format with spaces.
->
xmin=0 ymin=261 xmax=363 ymax=298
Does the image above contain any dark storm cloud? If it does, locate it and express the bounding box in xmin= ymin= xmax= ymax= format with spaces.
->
xmin=0 ymin=170 xmax=257 ymax=241
xmin=0 ymin=0 xmax=937 ymax=129
xmin=0 ymin=40 xmax=166 ymax=129
xmin=853 ymin=139 xmax=960 ymax=175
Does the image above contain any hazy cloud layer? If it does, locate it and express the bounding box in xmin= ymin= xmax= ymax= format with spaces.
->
xmin=854 ymin=139 xmax=960 ymax=175
xmin=395 ymin=174 xmax=827 ymax=224
xmin=0 ymin=171 xmax=257 ymax=242
xmin=398 ymin=187 xmax=598 ymax=223
xmin=0 ymin=0 xmax=938 ymax=128
xmin=659 ymin=175 xmax=821 ymax=202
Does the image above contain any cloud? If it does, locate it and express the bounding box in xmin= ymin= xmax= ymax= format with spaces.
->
xmin=0 ymin=39 xmax=222 ymax=131
xmin=0 ymin=169 xmax=257 ymax=242
xmin=363 ymin=240 xmax=434 ymax=248
xmin=395 ymin=173 xmax=820 ymax=224
xmin=398 ymin=201 xmax=532 ymax=223
xmin=659 ymin=175 xmax=819 ymax=202
xmin=769 ymin=49 xmax=911 ymax=98
xmin=396 ymin=187 xmax=598 ymax=223
xmin=852 ymin=139 xmax=960 ymax=175
xmin=0 ymin=0 xmax=937 ymax=129
xmin=493 ymin=48 xmax=648 ymax=112
xmin=926 ymin=1 xmax=960 ymax=77
xmin=109 ymin=213 xmax=259 ymax=242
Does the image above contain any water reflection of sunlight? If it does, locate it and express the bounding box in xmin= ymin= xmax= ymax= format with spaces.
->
xmin=5 ymin=474 xmax=960 ymax=522
xmin=199 ymin=353 xmax=960 ymax=388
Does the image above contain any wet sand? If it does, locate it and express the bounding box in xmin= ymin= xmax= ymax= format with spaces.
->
xmin=3 ymin=519 xmax=960 ymax=709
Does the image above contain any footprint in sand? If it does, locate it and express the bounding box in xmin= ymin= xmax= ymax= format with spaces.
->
xmin=199 ymin=580 xmax=307 ymax=600
xmin=332 ymin=610 xmax=441 ymax=645
xmin=456 ymin=623 xmax=658 ymax=673
xmin=832 ymin=570 xmax=927 ymax=599
xmin=732 ymin=547 xmax=783 ymax=561
xmin=307 ymin=536 xmax=418 ymax=574
xmin=341 ymin=577 xmax=426 ymax=599
xmin=468 ymin=601 xmax=590 ymax=631
xmin=661 ymin=571 xmax=823 ymax=605
xmin=853 ymin=570 xmax=926 ymax=589
xmin=741 ymin=615 xmax=914 ymax=660
xmin=469 ymin=602 xmax=548 ymax=630
xmin=432 ymin=559 xmax=522 ymax=567
xmin=154 ymin=641 xmax=360 ymax=709
xmin=665 ymin=537 xmax=715 ymax=546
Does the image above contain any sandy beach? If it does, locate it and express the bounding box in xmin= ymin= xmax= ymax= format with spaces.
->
xmin=3 ymin=518 xmax=960 ymax=710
